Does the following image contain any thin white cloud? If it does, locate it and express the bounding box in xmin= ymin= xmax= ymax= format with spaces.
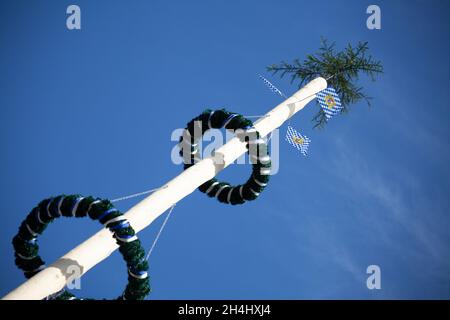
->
xmin=327 ymin=137 xmax=450 ymax=276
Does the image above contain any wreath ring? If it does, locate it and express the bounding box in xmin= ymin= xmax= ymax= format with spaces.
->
xmin=12 ymin=194 xmax=150 ymax=300
xmin=179 ymin=109 xmax=272 ymax=205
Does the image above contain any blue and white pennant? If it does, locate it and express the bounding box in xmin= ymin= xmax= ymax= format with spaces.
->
xmin=316 ymin=87 xmax=342 ymax=120
xmin=285 ymin=126 xmax=310 ymax=156
xmin=259 ymin=75 xmax=287 ymax=99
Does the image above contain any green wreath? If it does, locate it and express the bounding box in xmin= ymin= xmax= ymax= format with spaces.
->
xmin=12 ymin=194 xmax=150 ymax=300
xmin=179 ymin=109 xmax=272 ymax=205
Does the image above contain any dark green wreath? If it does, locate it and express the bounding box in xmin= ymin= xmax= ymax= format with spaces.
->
xmin=179 ymin=109 xmax=271 ymax=205
xmin=12 ymin=194 xmax=150 ymax=300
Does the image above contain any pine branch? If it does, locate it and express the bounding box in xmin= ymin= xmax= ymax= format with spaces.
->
xmin=267 ymin=38 xmax=383 ymax=128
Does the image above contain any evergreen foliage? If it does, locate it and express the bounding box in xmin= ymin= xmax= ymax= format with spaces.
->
xmin=268 ymin=39 xmax=383 ymax=128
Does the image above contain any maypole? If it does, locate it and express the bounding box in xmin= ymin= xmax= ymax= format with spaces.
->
xmin=3 ymin=77 xmax=327 ymax=300
xmin=5 ymin=39 xmax=383 ymax=300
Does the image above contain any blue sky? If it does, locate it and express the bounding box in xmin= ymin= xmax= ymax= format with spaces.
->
xmin=1 ymin=0 xmax=449 ymax=299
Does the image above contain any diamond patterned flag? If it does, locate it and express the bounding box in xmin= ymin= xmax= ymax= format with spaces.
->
xmin=259 ymin=75 xmax=286 ymax=98
xmin=316 ymin=87 xmax=342 ymax=120
xmin=285 ymin=126 xmax=310 ymax=156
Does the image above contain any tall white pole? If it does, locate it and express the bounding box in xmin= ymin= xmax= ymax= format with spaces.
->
xmin=3 ymin=77 xmax=327 ymax=300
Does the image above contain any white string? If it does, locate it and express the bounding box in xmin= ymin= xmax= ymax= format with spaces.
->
xmin=145 ymin=204 xmax=176 ymax=261
xmin=287 ymin=90 xmax=320 ymax=126
xmin=287 ymin=90 xmax=322 ymax=107
xmin=110 ymin=186 xmax=176 ymax=261
xmin=110 ymin=186 xmax=167 ymax=203
xmin=244 ymin=115 xmax=270 ymax=119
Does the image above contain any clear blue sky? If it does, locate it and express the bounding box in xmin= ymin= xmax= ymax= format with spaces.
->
xmin=1 ymin=0 xmax=449 ymax=299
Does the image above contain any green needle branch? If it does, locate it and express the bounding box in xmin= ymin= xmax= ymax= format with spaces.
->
xmin=267 ymin=38 xmax=384 ymax=128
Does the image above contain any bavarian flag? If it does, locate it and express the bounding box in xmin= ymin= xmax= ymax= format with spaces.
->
xmin=316 ymin=87 xmax=342 ymax=120
xmin=286 ymin=126 xmax=310 ymax=156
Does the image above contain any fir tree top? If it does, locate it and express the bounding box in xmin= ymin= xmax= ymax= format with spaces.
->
xmin=267 ymin=39 xmax=383 ymax=128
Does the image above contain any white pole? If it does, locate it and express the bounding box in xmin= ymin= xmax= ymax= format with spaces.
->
xmin=3 ymin=77 xmax=327 ymax=300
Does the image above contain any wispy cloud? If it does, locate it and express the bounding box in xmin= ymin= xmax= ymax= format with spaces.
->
xmin=327 ymin=136 xmax=450 ymax=280
xmin=376 ymin=80 xmax=450 ymax=167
